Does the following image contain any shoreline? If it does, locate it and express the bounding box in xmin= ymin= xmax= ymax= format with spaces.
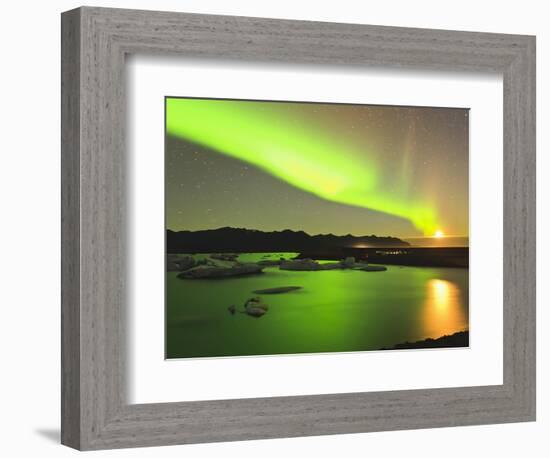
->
xmin=381 ymin=331 xmax=469 ymax=350
xmin=297 ymin=247 xmax=468 ymax=268
xmin=168 ymin=248 xmax=469 ymax=270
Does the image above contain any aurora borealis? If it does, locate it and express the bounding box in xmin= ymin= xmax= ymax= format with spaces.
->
xmin=165 ymin=97 xmax=469 ymax=238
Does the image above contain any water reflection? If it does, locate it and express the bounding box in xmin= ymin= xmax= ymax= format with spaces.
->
xmin=167 ymin=261 xmax=470 ymax=357
xmin=422 ymin=279 xmax=468 ymax=339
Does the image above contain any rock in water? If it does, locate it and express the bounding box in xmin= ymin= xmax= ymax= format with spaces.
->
xmin=245 ymin=296 xmax=261 ymax=304
xmin=210 ymin=253 xmax=239 ymax=261
xmin=166 ymin=255 xmax=181 ymax=272
xmin=342 ymin=257 xmax=356 ymax=268
xmin=244 ymin=297 xmax=268 ymax=309
xmin=280 ymin=259 xmax=322 ymax=271
xmin=243 ymin=297 xmax=269 ymax=316
xmin=320 ymin=262 xmax=343 ymax=270
xmin=252 ymin=286 xmax=302 ymax=294
xmin=357 ymin=265 xmax=387 ymax=272
xmin=257 ymin=259 xmax=282 ymax=266
xmin=177 ymin=263 xmax=264 ymax=279
xmin=227 ymin=304 xmax=236 ymax=315
xmin=167 ymin=254 xmax=196 ymax=272
xmin=244 ymin=306 xmax=267 ymax=317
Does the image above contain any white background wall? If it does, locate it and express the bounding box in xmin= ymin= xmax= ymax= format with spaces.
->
xmin=0 ymin=1 xmax=546 ymax=456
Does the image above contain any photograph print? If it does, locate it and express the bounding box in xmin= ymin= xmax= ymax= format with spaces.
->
xmin=165 ymin=97 xmax=469 ymax=359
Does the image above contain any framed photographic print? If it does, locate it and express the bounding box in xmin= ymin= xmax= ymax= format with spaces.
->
xmin=164 ymin=97 xmax=470 ymax=359
xmin=61 ymin=6 xmax=536 ymax=450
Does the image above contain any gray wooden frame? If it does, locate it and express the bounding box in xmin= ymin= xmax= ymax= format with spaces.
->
xmin=61 ymin=6 xmax=536 ymax=451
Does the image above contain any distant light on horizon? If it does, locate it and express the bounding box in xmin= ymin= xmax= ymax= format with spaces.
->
xmin=434 ymin=230 xmax=444 ymax=238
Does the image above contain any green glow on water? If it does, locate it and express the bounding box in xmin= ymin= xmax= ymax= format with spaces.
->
xmin=166 ymin=98 xmax=438 ymax=235
xmin=166 ymin=262 xmax=468 ymax=359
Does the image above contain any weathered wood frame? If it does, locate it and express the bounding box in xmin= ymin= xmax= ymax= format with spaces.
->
xmin=61 ymin=6 xmax=536 ymax=450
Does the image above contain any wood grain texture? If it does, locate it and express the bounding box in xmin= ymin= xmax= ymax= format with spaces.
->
xmin=61 ymin=6 xmax=536 ymax=450
xmin=60 ymin=8 xmax=81 ymax=449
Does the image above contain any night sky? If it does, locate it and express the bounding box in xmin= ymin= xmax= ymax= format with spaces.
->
xmin=165 ymin=98 xmax=468 ymax=238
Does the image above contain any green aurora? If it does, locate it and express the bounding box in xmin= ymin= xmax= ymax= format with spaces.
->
xmin=166 ymin=98 xmax=469 ymax=237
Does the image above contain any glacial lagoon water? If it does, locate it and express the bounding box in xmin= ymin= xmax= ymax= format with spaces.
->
xmin=166 ymin=253 xmax=469 ymax=359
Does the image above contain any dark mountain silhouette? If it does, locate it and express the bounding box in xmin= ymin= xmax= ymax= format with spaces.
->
xmin=167 ymin=227 xmax=409 ymax=253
